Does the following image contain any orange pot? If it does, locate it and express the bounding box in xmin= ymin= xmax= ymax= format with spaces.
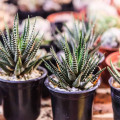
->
xmin=104 ymin=52 xmax=120 ymax=85
xmin=47 ymin=10 xmax=86 ymax=23
xmin=47 ymin=10 xmax=87 ymax=34
xmin=99 ymin=46 xmax=118 ymax=57
xmin=106 ymin=52 xmax=120 ymax=71
xmin=95 ymin=37 xmax=119 ymax=85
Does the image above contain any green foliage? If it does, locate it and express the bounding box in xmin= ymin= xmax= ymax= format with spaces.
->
xmin=56 ymin=20 xmax=101 ymax=56
xmin=44 ymin=31 xmax=105 ymax=90
xmin=0 ymin=14 xmax=44 ymax=77
xmin=107 ymin=60 xmax=120 ymax=84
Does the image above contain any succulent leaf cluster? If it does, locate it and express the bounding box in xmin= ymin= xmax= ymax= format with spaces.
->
xmin=44 ymin=30 xmax=105 ymax=90
xmin=56 ymin=20 xmax=101 ymax=56
xmin=107 ymin=61 xmax=120 ymax=84
xmin=0 ymin=15 xmax=44 ymax=77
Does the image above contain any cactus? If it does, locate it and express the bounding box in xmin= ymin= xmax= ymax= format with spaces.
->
xmin=56 ymin=20 xmax=101 ymax=56
xmin=0 ymin=14 xmax=44 ymax=78
xmin=44 ymin=31 xmax=105 ymax=90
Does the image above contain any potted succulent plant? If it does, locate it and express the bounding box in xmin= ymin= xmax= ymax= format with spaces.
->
xmin=98 ymin=28 xmax=120 ymax=57
xmin=56 ymin=20 xmax=104 ymax=63
xmin=96 ymin=27 xmax=120 ymax=84
xmin=106 ymin=51 xmax=120 ymax=71
xmin=56 ymin=20 xmax=105 ymax=84
xmin=105 ymin=51 xmax=120 ymax=85
xmin=107 ymin=61 xmax=120 ymax=120
xmin=87 ymin=1 xmax=120 ymax=57
xmin=44 ymin=24 xmax=105 ymax=120
xmin=0 ymin=15 xmax=47 ymax=120
xmin=87 ymin=0 xmax=120 ymax=34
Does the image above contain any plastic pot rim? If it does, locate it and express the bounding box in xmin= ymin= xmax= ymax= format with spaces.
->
xmin=0 ymin=66 xmax=47 ymax=84
xmin=47 ymin=10 xmax=86 ymax=23
xmin=105 ymin=52 xmax=119 ymax=67
xmin=44 ymin=75 xmax=101 ymax=95
xmin=109 ymin=77 xmax=120 ymax=91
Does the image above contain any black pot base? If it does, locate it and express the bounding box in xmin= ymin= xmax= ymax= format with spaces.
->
xmin=0 ymin=67 xmax=47 ymax=120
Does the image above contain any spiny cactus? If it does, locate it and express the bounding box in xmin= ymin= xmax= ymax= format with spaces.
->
xmin=107 ymin=60 xmax=120 ymax=84
xmin=0 ymin=15 xmax=44 ymax=78
xmin=56 ymin=20 xmax=101 ymax=56
xmin=44 ymin=35 xmax=105 ymax=90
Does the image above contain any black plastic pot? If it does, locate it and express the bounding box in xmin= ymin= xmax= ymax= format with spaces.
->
xmin=109 ymin=77 xmax=120 ymax=120
xmin=45 ymin=75 xmax=101 ymax=120
xmin=0 ymin=88 xmax=2 ymax=104
xmin=0 ymin=66 xmax=47 ymax=120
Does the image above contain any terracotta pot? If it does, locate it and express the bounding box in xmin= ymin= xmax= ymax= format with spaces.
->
xmin=47 ymin=10 xmax=86 ymax=34
xmin=106 ymin=52 xmax=120 ymax=71
xmin=47 ymin=10 xmax=86 ymax=23
xmin=99 ymin=45 xmax=118 ymax=57
xmin=94 ymin=37 xmax=119 ymax=85
xmin=104 ymin=52 xmax=120 ymax=86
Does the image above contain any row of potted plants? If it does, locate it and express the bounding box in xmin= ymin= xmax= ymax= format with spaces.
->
xmin=47 ymin=11 xmax=120 ymax=57
xmin=44 ymin=18 xmax=120 ymax=120
xmin=0 ymin=14 xmax=120 ymax=120
xmin=46 ymin=5 xmax=120 ymax=85
xmin=1 ymin=1 xmax=119 ymax=59
xmin=13 ymin=1 xmax=120 ymax=88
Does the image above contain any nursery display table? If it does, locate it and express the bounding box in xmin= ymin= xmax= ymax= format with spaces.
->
xmin=0 ymin=86 xmax=113 ymax=120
